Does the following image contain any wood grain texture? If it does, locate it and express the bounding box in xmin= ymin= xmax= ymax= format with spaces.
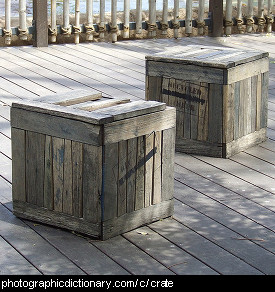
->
xmin=145 ymin=76 xmax=162 ymax=102
xmin=147 ymin=60 xmax=225 ymax=84
xmin=261 ymin=72 xmax=269 ymax=129
xmin=223 ymin=83 xmax=234 ymax=144
xmin=152 ymin=131 xmax=162 ymax=205
xmin=63 ymin=139 xmax=73 ymax=215
xmin=72 ymin=141 xmax=83 ymax=218
xmin=82 ymin=143 xmax=102 ymax=223
xmin=102 ymin=199 xmax=174 ymax=240
xmin=11 ymin=128 xmax=26 ymax=202
xmin=43 ymin=135 xmax=53 ymax=210
xmin=208 ymin=83 xmax=223 ymax=144
xmin=25 ymin=131 xmax=45 ymax=207
xmin=225 ymin=128 xmax=267 ymax=158
xmin=11 ymin=107 xmax=103 ymax=146
xmin=117 ymin=140 xmax=127 ymax=216
xmin=234 ymin=81 xmax=240 ymax=140
xmin=13 ymin=200 xmax=101 ymax=238
xmin=161 ymin=127 xmax=175 ymax=201
xmin=35 ymin=89 xmax=102 ymax=105
xmin=197 ymin=82 xmax=209 ymax=142
xmin=104 ymin=107 xmax=176 ymax=144
xmin=103 ymin=142 xmax=119 ymax=221
xmin=144 ymin=132 xmax=154 ymax=208
xmin=135 ymin=135 xmax=145 ymax=211
xmin=52 ymin=137 xmax=64 ymax=212
xmin=225 ymin=57 xmax=269 ymax=84
xmin=146 ymin=47 xmax=268 ymax=69
xmin=175 ymin=79 xmax=185 ymax=139
xmin=126 ymin=137 xmax=137 ymax=213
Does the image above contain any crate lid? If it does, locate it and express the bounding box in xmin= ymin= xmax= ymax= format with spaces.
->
xmin=12 ymin=93 xmax=166 ymax=125
xmin=146 ymin=45 xmax=269 ymax=69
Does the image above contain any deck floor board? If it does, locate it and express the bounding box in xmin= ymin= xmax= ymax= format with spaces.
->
xmin=0 ymin=34 xmax=275 ymax=275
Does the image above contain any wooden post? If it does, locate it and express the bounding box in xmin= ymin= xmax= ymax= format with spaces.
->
xmin=62 ymin=0 xmax=71 ymax=37
xmin=123 ymin=0 xmax=130 ymax=38
xmin=111 ymin=0 xmax=118 ymax=42
xmin=74 ymin=0 xmax=80 ymax=43
xmin=33 ymin=0 xmax=48 ymax=47
xmin=209 ymin=0 xmax=223 ymax=37
xmin=19 ymin=0 xmax=28 ymax=40
xmin=185 ymin=0 xmax=193 ymax=35
xmin=4 ymin=0 xmax=12 ymax=45
xmin=198 ymin=0 xmax=206 ymax=35
xmin=148 ymin=0 xmax=157 ymax=38
xmin=246 ymin=0 xmax=254 ymax=33
xmin=258 ymin=0 xmax=266 ymax=33
xmin=136 ymin=0 xmax=142 ymax=35
xmin=267 ymin=0 xmax=274 ymax=33
xmin=236 ymin=0 xmax=244 ymax=34
xmin=225 ymin=0 xmax=232 ymax=36
xmin=161 ymin=0 xmax=168 ymax=35
xmin=99 ymin=0 xmax=105 ymax=41
xmin=49 ymin=0 xmax=57 ymax=42
xmin=173 ymin=0 xmax=179 ymax=39
xmin=86 ymin=0 xmax=94 ymax=41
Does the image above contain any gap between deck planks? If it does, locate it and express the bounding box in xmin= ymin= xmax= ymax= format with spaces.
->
xmin=0 ymin=36 xmax=275 ymax=275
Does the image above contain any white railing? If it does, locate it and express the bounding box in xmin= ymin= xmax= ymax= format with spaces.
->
xmin=224 ymin=0 xmax=274 ymax=35
xmin=0 ymin=1 xmax=274 ymax=46
xmin=1 ymin=0 xmax=29 ymax=45
xmin=47 ymin=0 xmax=212 ymax=43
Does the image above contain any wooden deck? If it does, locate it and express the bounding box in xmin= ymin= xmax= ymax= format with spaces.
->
xmin=0 ymin=33 xmax=275 ymax=275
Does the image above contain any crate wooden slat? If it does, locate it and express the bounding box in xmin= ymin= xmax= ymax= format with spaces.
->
xmin=11 ymin=90 xmax=176 ymax=240
xmin=146 ymin=46 xmax=269 ymax=158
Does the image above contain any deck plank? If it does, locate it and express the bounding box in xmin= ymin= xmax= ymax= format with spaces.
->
xmin=123 ymin=226 xmax=219 ymax=275
xmin=0 ymin=116 xmax=10 ymax=138
xmin=0 ymin=49 xmax=71 ymax=94
xmin=23 ymin=222 xmax=131 ymax=275
xmin=0 ymin=35 xmax=275 ymax=275
xmin=191 ymin=154 xmax=275 ymax=195
xmin=92 ymin=235 xmax=175 ymax=275
xmin=18 ymin=46 xmax=142 ymax=100
xmin=0 ymin=76 xmax=38 ymax=100
xmin=174 ymin=163 xmax=275 ymax=239
xmin=80 ymin=42 xmax=146 ymax=66
xmin=175 ymin=152 xmax=275 ymax=211
xmin=149 ymin=218 xmax=263 ymax=275
xmin=0 ymin=133 xmax=11 ymax=158
xmin=0 ymin=236 xmax=41 ymax=275
xmin=173 ymin=198 xmax=268 ymax=275
xmin=0 ymin=66 xmax=53 ymax=97
xmin=4 ymin=47 xmax=101 ymax=95
xmin=0 ymin=202 xmax=86 ymax=275
xmin=245 ymin=145 xmax=275 ymax=164
xmin=0 ymin=153 xmax=11 ymax=183
xmin=57 ymin=44 xmax=145 ymax=82
xmin=3 ymin=48 xmax=84 ymax=92
xmin=230 ymin=152 xmax=275 ymax=179
xmin=43 ymin=45 xmax=145 ymax=96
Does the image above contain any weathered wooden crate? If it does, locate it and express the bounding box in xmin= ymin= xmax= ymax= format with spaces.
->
xmin=146 ymin=46 xmax=269 ymax=158
xmin=11 ymin=90 xmax=176 ymax=240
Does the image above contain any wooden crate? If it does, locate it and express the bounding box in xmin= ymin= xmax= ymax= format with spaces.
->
xmin=11 ymin=90 xmax=176 ymax=240
xmin=146 ymin=46 xmax=269 ymax=158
